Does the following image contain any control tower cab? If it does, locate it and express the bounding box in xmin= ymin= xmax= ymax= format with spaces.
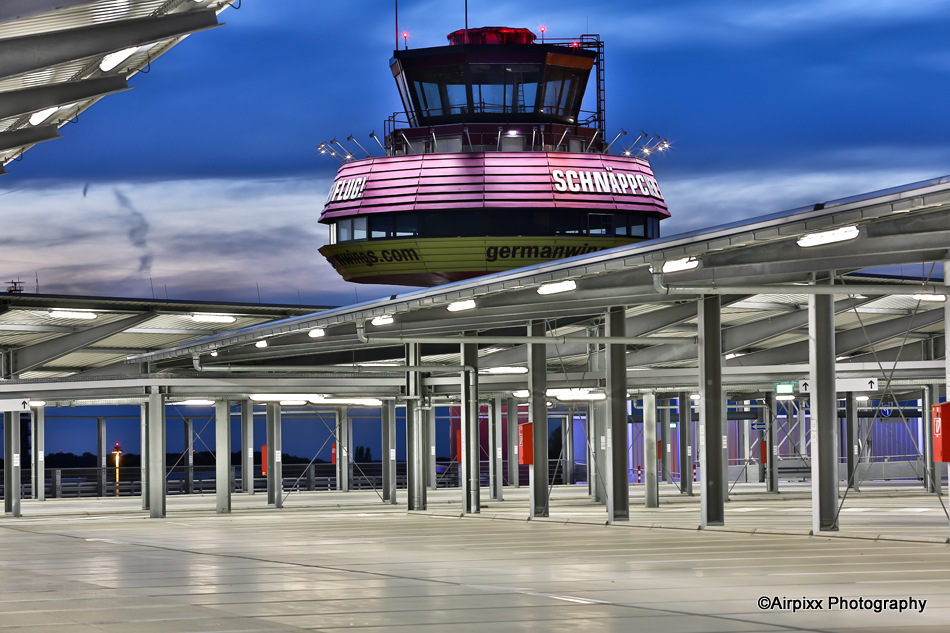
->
xmin=319 ymin=26 xmax=669 ymax=286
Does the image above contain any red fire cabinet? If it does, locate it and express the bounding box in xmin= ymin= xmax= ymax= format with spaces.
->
xmin=933 ymin=403 xmax=950 ymax=462
xmin=331 ymin=443 xmax=337 ymax=464
xmin=518 ymin=423 xmax=533 ymax=465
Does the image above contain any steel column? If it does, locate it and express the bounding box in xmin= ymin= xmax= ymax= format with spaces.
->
xmin=31 ymin=407 xmax=44 ymax=501
xmin=266 ymin=403 xmax=283 ymax=509
xmin=215 ymin=402 xmax=231 ymax=514
xmin=460 ymin=342 xmax=480 ymax=514
xmin=563 ymin=411 xmax=575 ymax=485
xmin=184 ymin=417 xmax=194 ymax=495
xmin=660 ymin=400 xmax=672 ymax=483
xmin=606 ymin=307 xmax=630 ymax=521
xmin=147 ymin=389 xmax=165 ymax=518
xmin=406 ymin=344 xmax=427 ymax=510
xmin=809 ymin=278 xmax=839 ymax=532
xmin=140 ymin=404 xmax=148 ymax=510
xmin=845 ymin=392 xmax=860 ymax=491
xmin=764 ymin=393 xmax=779 ymax=493
xmin=4 ymin=411 xmax=21 ymax=516
xmin=97 ymin=417 xmax=107 ymax=497
xmin=490 ymin=397 xmax=504 ymax=500
xmin=699 ymin=295 xmax=725 ymax=528
xmin=241 ymin=400 xmax=254 ymax=494
xmin=506 ymin=396 xmax=519 ymax=487
xmin=528 ymin=320 xmax=548 ymax=518
xmin=679 ymin=392 xmax=693 ymax=495
xmin=923 ymin=385 xmax=935 ymax=493
xmin=382 ymin=399 xmax=396 ymax=504
xmin=427 ymin=406 xmax=437 ymax=490
xmin=643 ymin=393 xmax=659 ymax=509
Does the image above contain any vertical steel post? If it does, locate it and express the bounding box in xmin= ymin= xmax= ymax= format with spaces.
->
xmin=846 ymin=392 xmax=860 ymax=491
xmin=382 ymin=399 xmax=396 ymax=504
xmin=491 ymin=397 xmax=504 ymax=500
xmin=140 ymin=403 xmax=149 ymax=509
xmin=427 ymin=406 xmax=437 ymax=490
xmin=4 ymin=411 xmax=21 ymax=516
xmin=266 ymin=403 xmax=276 ymax=504
xmin=563 ymin=411 xmax=575 ymax=485
xmin=699 ymin=295 xmax=724 ymax=528
xmin=809 ymin=276 xmax=838 ymax=532
xmin=241 ymin=400 xmax=254 ymax=494
xmin=267 ymin=403 xmax=283 ymax=509
xmin=97 ymin=417 xmax=107 ymax=497
xmin=406 ymin=343 xmax=427 ymax=510
xmin=528 ymin=320 xmax=548 ymax=518
xmin=679 ymin=392 xmax=693 ymax=495
xmin=606 ymin=307 xmax=629 ymax=521
xmin=147 ymin=388 xmax=165 ymax=518
xmin=460 ymin=342 xmax=480 ymax=514
xmin=215 ymin=402 xmax=231 ymax=514
xmin=765 ymin=392 xmax=779 ymax=492
xmin=184 ymin=417 xmax=194 ymax=495
xmin=643 ymin=392 xmax=658 ymax=508
xmin=923 ymin=385 xmax=935 ymax=493
xmin=506 ymin=396 xmax=519 ymax=487
xmin=660 ymin=399 xmax=672 ymax=483
xmin=31 ymin=408 xmax=45 ymax=501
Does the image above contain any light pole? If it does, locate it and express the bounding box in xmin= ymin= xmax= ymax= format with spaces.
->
xmin=112 ymin=442 xmax=123 ymax=496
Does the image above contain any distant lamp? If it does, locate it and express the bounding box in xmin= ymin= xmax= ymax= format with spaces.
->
xmin=403 ymin=30 xmax=409 ymax=49
xmin=47 ymin=310 xmax=97 ymax=320
xmin=191 ymin=313 xmax=236 ymax=323
xmin=255 ymin=340 xmax=268 ymax=348
xmin=912 ymin=294 xmax=946 ymax=302
xmin=112 ymin=442 xmax=123 ymax=496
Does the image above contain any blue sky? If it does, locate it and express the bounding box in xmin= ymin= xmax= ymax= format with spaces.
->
xmin=2 ymin=0 xmax=949 ymax=306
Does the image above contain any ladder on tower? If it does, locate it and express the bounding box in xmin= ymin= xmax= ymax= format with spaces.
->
xmin=579 ymin=35 xmax=606 ymax=141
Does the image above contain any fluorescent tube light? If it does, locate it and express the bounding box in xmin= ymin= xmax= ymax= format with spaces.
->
xmin=796 ymin=225 xmax=859 ymax=248
xmin=48 ymin=310 xmax=97 ymax=320
xmin=100 ymin=47 xmax=138 ymax=72
xmin=912 ymin=294 xmax=946 ymax=302
xmin=29 ymin=107 xmax=58 ymax=126
xmin=191 ymin=314 xmax=236 ymax=323
xmin=255 ymin=340 xmax=268 ymax=348
xmin=371 ymin=314 xmax=394 ymax=326
xmin=280 ymin=400 xmax=308 ymax=406
xmin=447 ymin=299 xmax=477 ymax=312
xmin=308 ymin=396 xmax=382 ymax=407
xmin=308 ymin=328 xmax=326 ymax=337
xmin=776 ymin=394 xmax=796 ymax=401
xmin=661 ymin=257 xmax=699 ymax=274
xmin=512 ymin=390 xmax=530 ymax=398
xmin=171 ymin=399 xmax=214 ymax=406
xmin=28 ymin=400 xmax=46 ymax=408
xmin=537 ymin=280 xmax=576 ymax=295
xmin=250 ymin=394 xmax=321 ymax=402
xmin=480 ymin=366 xmax=529 ymax=375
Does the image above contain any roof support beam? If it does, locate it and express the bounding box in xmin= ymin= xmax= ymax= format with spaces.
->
xmin=11 ymin=311 xmax=156 ymax=375
xmin=0 ymin=76 xmax=129 ymax=120
xmin=0 ymin=124 xmax=60 ymax=152
xmin=0 ymin=10 xmax=220 ymax=80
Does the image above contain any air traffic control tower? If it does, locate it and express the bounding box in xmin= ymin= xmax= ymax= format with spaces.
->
xmin=318 ymin=26 xmax=670 ymax=286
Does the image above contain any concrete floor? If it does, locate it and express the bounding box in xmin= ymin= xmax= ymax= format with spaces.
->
xmin=1 ymin=483 xmax=949 ymax=632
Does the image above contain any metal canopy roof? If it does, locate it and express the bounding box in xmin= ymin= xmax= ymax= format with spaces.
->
xmin=74 ymin=174 xmax=946 ymax=400
xmin=0 ymin=293 xmax=331 ymax=380
xmin=0 ymin=0 xmax=233 ymax=172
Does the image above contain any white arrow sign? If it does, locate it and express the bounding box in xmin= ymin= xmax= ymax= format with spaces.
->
xmin=798 ymin=378 xmax=878 ymax=393
xmin=0 ymin=398 xmax=30 ymax=412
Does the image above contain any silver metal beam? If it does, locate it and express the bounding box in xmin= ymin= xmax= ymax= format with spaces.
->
xmin=31 ymin=408 xmax=44 ymax=501
xmin=606 ymin=307 xmax=629 ymax=521
xmin=147 ymin=388 xmax=165 ymax=518
xmin=140 ymin=404 xmax=148 ymax=510
xmin=506 ymin=396 xmax=519 ymax=488
xmin=699 ymin=296 xmax=725 ymax=527
xmin=381 ymin=400 xmax=396 ymax=504
xmin=490 ymin=397 xmax=504 ymax=500
xmin=660 ymin=397 xmax=672 ymax=483
xmin=0 ymin=10 xmax=221 ymax=79
xmin=183 ymin=417 xmax=193 ymax=494
xmin=679 ymin=392 xmax=693 ymax=495
xmin=643 ymin=392 xmax=658 ymax=509
xmin=11 ymin=311 xmax=155 ymax=375
xmin=528 ymin=320 xmax=548 ymax=518
xmin=97 ymin=416 xmax=106 ymax=496
xmin=0 ymin=76 xmax=129 ymax=120
xmin=241 ymin=400 xmax=253 ymax=494
xmin=406 ymin=344 xmax=426 ymax=510
xmin=266 ymin=403 xmax=282 ymax=508
xmin=810 ymin=276 xmax=839 ymax=532
xmin=845 ymin=392 xmax=860 ymax=491
xmin=3 ymin=411 xmax=22 ymax=516
xmin=0 ymin=125 xmax=60 ymax=152
xmin=460 ymin=342 xmax=479 ymax=514
xmin=215 ymin=401 xmax=230 ymax=513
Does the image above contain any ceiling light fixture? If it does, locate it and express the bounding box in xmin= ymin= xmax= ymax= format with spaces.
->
xmin=776 ymin=394 xmax=797 ymax=401
xmin=537 ymin=279 xmax=576 ymax=295
xmin=796 ymin=225 xmax=860 ymax=248
xmin=480 ymin=366 xmax=529 ymax=375
xmin=308 ymin=396 xmax=383 ymax=407
xmin=29 ymin=400 xmax=46 ymax=408
xmin=255 ymin=340 xmax=268 ymax=348
xmin=250 ymin=394 xmax=321 ymax=402
xmin=308 ymin=328 xmax=326 ymax=338
xmin=171 ymin=399 xmax=214 ymax=406
xmin=99 ymin=47 xmax=138 ymax=72
xmin=371 ymin=314 xmax=394 ymax=326
xmin=29 ymin=107 xmax=58 ymax=126
xmin=912 ymin=294 xmax=946 ymax=302
xmin=659 ymin=257 xmax=699 ymax=274
xmin=191 ymin=314 xmax=236 ymax=323
xmin=47 ymin=310 xmax=97 ymax=320
xmin=512 ymin=390 xmax=530 ymax=398
xmin=447 ymin=299 xmax=476 ymax=312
